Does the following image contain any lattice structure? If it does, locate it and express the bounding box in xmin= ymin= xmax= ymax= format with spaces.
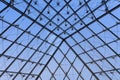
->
xmin=0 ymin=0 xmax=120 ymax=80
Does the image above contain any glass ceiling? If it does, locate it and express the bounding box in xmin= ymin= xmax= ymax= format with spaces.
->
xmin=0 ymin=0 xmax=120 ymax=80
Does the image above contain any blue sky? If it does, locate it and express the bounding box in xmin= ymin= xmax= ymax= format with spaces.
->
xmin=0 ymin=0 xmax=120 ymax=80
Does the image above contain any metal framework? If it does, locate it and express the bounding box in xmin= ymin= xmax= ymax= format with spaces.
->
xmin=0 ymin=0 xmax=120 ymax=80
